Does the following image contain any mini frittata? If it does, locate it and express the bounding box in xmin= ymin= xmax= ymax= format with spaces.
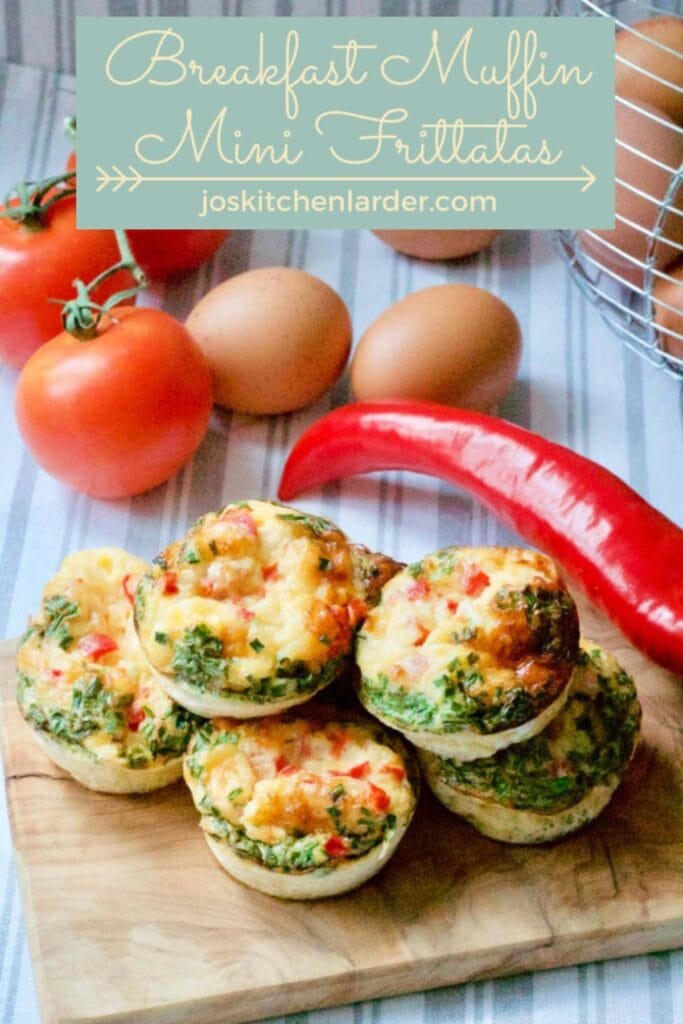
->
xmin=16 ymin=549 xmax=199 ymax=793
xmin=356 ymin=546 xmax=580 ymax=760
xmin=135 ymin=501 xmax=399 ymax=718
xmin=420 ymin=641 xmax=641 ymax=843
xmin=184 ymin=713 xmax=418 ymax=898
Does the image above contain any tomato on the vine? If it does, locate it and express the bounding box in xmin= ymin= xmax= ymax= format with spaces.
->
xmin=66 ymin=151 xmax=230 ymax=280
xmin=16 ymin=307 xmax=213 ymax=499
xmin=127 ymin=228 xmax=230 ymax=280
xmin=0 ymin=194 xmax=135 ymax=369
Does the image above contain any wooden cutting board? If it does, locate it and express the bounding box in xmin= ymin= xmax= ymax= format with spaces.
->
xmin=1 ymin=597 xmax=682 ymax=1024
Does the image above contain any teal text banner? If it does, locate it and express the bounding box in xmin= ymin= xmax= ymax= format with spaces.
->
xmin=76 ymin=16 xmax=614 ymax=229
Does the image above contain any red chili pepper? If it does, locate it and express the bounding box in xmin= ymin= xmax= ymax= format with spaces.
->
xmin=368 ymin=782 xmax=391 ymax=813
xmin=413 ymin=623 xmax=430 ymax=647
xmin=122 ymin=574 xmax=136 ymax=606
xmin=274 ymin=754 xmax=292 ymax=774
xmin=222 ymin=508 xmax=258 ymax=536
xmin=381 ymin=764 xmax=406 ymax=781
xmin=461 ymin=565 xmax=490 ymax=597
xmin=261 ymin=563 xmax=280 ymax=582
xmin=330 ymin=761 xmax=370 ymax=779
xmin=77 ymin=633 xmax=118 ymax=661
xmin=327 ymin=729 xmax=350 ymax=757
xmin=278 ymin=401 xmax=683 ymax=675
xmin=162 ymin=571 xmax=179 ymax=596
xmin=446 ymin=599 xmax=459 ymax=614
xmin=127 ymin=707 xmax=145 ymax=732
xmin=298 ymin=736 xmax=311 ymax=760
xmin=407 ymin=577 xmax=430 ymax=601
xmin=274 ymin=755 xmax=298 ymax=776
xmin=324 ymin=835 xmax=348 ymax=858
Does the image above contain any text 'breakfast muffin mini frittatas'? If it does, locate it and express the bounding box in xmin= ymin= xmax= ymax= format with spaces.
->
xmin=16 ymin=549 xmax=198 ymax=794
xmin=356 ymin=546 xmax=580 ymax=760
xmin=420 ymin=641 xmax=642 ymax=843
xmin=135 ymin=501 xmax=400 ymax=719
xmin=184 ymin=712 xmax=418 ymax=898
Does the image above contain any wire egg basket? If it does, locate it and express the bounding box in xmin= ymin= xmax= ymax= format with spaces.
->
xmin=553 ymin=0 xmax=683 ymax=379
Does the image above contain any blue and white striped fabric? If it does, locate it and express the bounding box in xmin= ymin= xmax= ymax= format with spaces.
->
xmin=0 ymin=5 xmax=682 ymax=1021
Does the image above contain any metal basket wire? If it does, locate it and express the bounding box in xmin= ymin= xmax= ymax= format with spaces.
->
xmin=553 ymin=0 xmax=683 ymax=379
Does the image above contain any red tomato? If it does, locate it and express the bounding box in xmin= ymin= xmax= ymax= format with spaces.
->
xmin=127 ymin=228 xmax=230 ymax=280
xmin=0 ymin=196 xmax=134 ymax=369
xmin=66 ymin=152 xmax=229 ymax=279
xmin=15 ymin=307 xmax=213 ymax=498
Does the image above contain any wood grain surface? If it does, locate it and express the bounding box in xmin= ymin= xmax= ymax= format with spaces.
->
xmin=1 ymin=598 xmax=681 ymax=1024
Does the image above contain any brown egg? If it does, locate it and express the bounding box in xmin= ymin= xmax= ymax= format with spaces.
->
xmin=653 ymin=261 xmax=683 ymax=359
xmin=185 ymin=267 xmax=351 ymax=414
xmin=616 ymin=16 xmax=683 ymax=126
xmin=350 ymin=284 xmax=521 ymax=412
xmin=372 ymin=230 xmax=501 ymax=261
xmin=580 ymin=101 xmax=683 ymax=285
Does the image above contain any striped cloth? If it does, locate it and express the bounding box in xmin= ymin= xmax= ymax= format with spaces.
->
xmin=0 ymin=18 xmax=682 ymax=1024
xmin=0 ymin=0 xmax=578 ymax=75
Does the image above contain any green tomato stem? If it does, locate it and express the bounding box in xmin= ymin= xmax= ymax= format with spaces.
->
xmin=58 ymin=232 xmax=148 ymax=340
xmin=114 ymin=228 xmax=147 ymax=286
xmin=0 ymin=170 xmax=77 ymax=228
xmin=63 ymin=116 xmax=77 ymax=144
xmin=4 ymin=157 xmax=148 ymax=340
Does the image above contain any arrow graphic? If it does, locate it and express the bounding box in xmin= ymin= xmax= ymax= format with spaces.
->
xmin=94 ymin=165 xmax=597 ymax=192
xmin=96 ymin=165 xmax=143 ymax=193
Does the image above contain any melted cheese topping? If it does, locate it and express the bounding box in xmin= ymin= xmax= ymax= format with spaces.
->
xmin=136 ymin=502 xmax=369 ymax=699
xmin=357 ymin=546 xmax=579 ymax=738
xmin=17 ymin=548 xmax=194 ymax=768
xmin=184 ymin=716 xmax=417 ymax=867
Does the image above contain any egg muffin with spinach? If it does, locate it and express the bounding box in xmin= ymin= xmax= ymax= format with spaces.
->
xmin=356 ymin=546 xmax=580 ymax=760
xmin=16 ymin=549 xmax=199 ymax=794
xmin=420 ymin=641 xmax=641 ymax=843
xmin=184 ymin=712 xmax=418 ymax=898
xmin=135 ymin=501 xmax=399 ymax=719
